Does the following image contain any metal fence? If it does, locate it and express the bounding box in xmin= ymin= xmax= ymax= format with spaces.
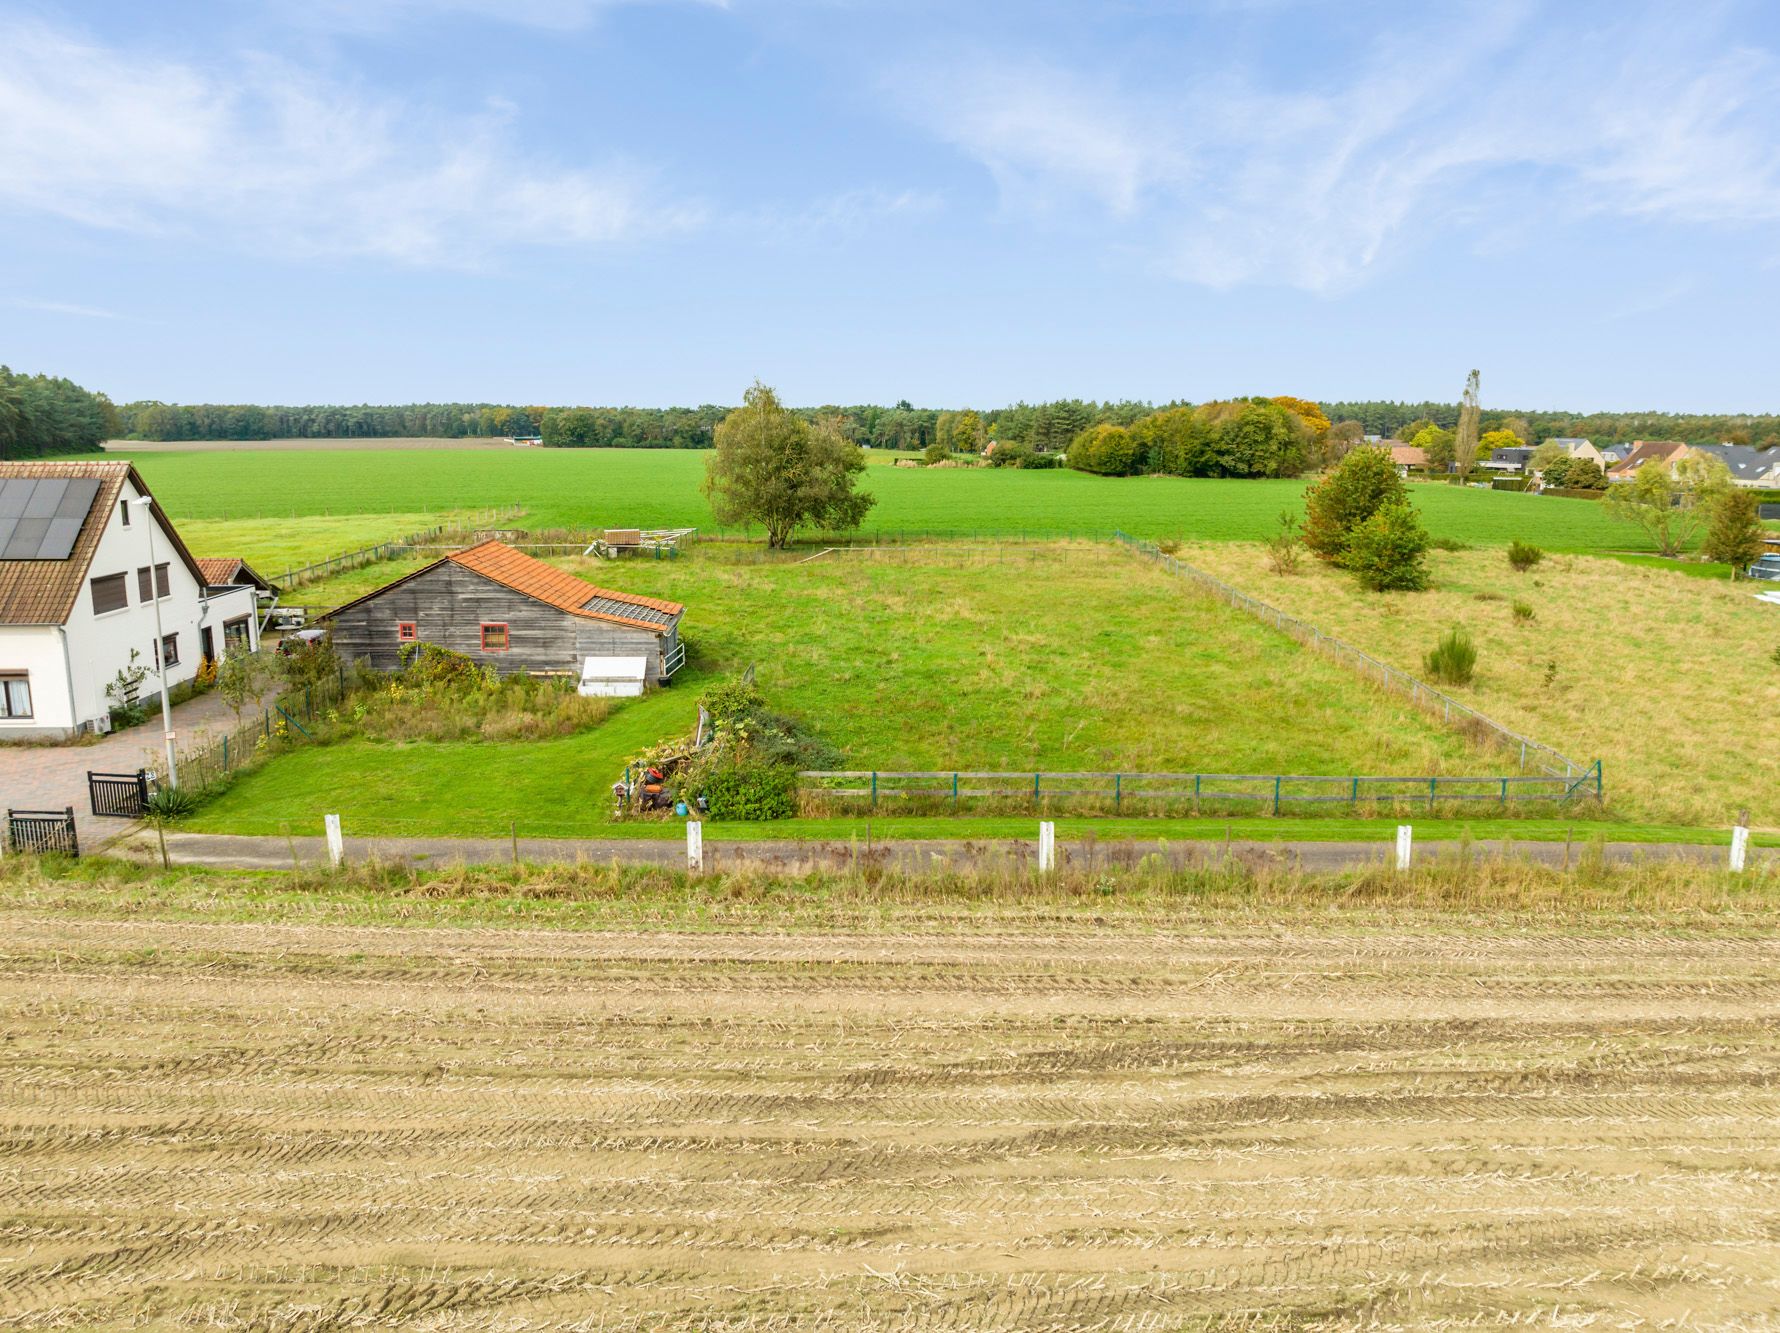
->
xmin=7 ymin=807 xmax=79 ymax=856
xmin=801 ymin=768 xmax=1602 ymax=813
xmin=88 ymin=769 xmax=149 ymax=818
xmin=1112 ymin=531 xmax=1591 ymax=781
xmin=160 ymin=664 xmax=352 ymax=792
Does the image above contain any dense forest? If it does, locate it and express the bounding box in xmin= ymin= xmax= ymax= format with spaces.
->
xmin=0 ymin=365 xmax=1768 ymax=455
xmin=0 ymin=366 xmax=118 ymax=458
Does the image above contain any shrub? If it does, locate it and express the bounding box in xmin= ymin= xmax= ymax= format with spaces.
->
xmin=1702 ymin=487 xmax=1766 ymax=575
xmin=1512 ymin=599 xmax=1535 ymax=622
xmin=144 ymin=785 xmax=199 ymax=821
xmin=701 ymin=679 xmax=768 ymax=727
xmin=1303 ymin=447 xmax=1407 ymax=564
xmin=1430 ymin=536 xmax=1470 ymax=551
xmin=922 ymin=439 xmax=949 ymax=465
xmin=1344 ymin=500 xmax=1430 ymax=591
xmin=699 ymin=748 xmax=799 ymax=820
xmin=1507 ymin=540 xmax=1544 ymax=571
xmin=1424 ymin=626 xmax=1477 ymax=685
xmin=987 ymin=441 xmax=1029 ymax=468
xmin=1265 ymin=510 xmax=1302 ymax=576
xmin=1065 ymin=423 xmax=1142 ymax=476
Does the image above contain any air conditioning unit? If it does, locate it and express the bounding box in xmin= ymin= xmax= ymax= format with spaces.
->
xmin=91 ymin=714 xmax=113 ymax=735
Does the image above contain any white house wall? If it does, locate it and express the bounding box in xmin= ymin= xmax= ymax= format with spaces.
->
xmin=0 ymin=626 xmax=79 ymax=733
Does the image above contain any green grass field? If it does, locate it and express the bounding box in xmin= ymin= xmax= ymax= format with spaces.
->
xmin=188 ymin=543 xmax=1501 ymax=838
xmin=176 ymin=512 xmax=465 ymax=574
xmin=97 ymin=445 xmax=1654 ymax=551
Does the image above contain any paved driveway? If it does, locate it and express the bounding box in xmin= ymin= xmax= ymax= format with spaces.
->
xmin=0 ymin=690 xmax=272 ymax=850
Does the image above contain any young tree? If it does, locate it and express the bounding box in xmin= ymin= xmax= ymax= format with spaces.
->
xmin=1303 ymin=446 xmax=1407 ymax=564
xmin=705 ymin=382 xmax=875 ymax=548
xmin=950 ymin=409 xmax=986 ymax=454
xmin=1603 ymin=454 xmax=1732 ymax=556
xmin=1702 ymin=487 xmax=1767 ymax=576
xmin=1452 ymin=369 xmax=1482 ymax=478
xmin=217 ymin=650 xmax=269 ymax=725
xmin=1528 ymin=440 xmax=1567 ymax=476
xmin=1345 ymin=500 xmax=1432 ymax=591
xmin=1479 ymin=427 xmax=1523 ymax=457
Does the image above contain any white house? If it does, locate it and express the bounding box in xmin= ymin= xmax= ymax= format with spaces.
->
xmin=0 ymin=460 xmax=260 ymax=741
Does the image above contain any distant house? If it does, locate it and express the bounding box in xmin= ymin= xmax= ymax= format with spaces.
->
xmin=1607 ymin=440 xmax=1691 ymax=482
xmin=196 ymin=558 xmax=277 ymax=596
xmin=1386 ymin=443 xmax=1425 ymax=475
xmin=1688 ymin=443 xmax=1780 ymax=490
xmin=319 ymin=539 xmax=686 ymax=682
xmin=0 ymin=460 xmax=261 ymax=740
xmin=1599 ymin=444 xmax=1632 ymax=467
xmin=1543 ymin=437 xmax=1603 ymax=466
xmin=1483 ymin=447 xmax=1537 ymax=474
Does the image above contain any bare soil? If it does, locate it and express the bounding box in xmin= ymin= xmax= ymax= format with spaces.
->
xmin=3 ymin=914 xmax=1778 ymax=1327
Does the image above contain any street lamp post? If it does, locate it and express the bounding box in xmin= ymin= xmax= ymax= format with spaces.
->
xmin=131 ymin=497 xmax=178 ymax=787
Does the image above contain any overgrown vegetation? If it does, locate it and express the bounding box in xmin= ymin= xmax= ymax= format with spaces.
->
xmin=635 ymin=678 xmax=839 ymax=821
xmin=1423 ymin=626 xmax=1478 ymax=685
xmin=1507 ymin=540 xmax=1544 ymax=571
xmin=1702 ymin=487 xmax=1767 ymax=575
xmin=1603 ymin=454 xmax=1731 ymax=555
xmin=334 ymin=643 xmax=612 ymax=743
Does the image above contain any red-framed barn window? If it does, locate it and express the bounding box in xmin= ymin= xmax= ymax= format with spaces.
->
xmin=397 ymin=621 xmax=417 ymax=642
xmin=480 ymin=623 xmax=510 ymax=652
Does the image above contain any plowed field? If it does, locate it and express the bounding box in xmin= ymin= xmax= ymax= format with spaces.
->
xmin=3 ymin=916 xmax=1777 ymax=1327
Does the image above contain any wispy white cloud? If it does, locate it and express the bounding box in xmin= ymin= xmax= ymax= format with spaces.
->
xmin=0 ymin=20 xmax=702 ymax=266
xmin=290 ymin=0 xmax=728 ymax=34
xmin=894 ymin=3 xmax=1780 ymax=293
xmin=5 ymin=297 xmax=132 ymax=320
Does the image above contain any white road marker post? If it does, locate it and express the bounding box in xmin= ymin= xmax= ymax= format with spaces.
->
xmin=1038 ymin=821 xmax=1056 ymax=873
xmin=1395 ymin=824 xmax=1413 ymax=872
xmin=1730 ymin=823 xmax=1749 ymax=874
xmin=687 ymin=820 xmax=703 ymax=872
xmin=324 ymin=813 xmax=344 ymax=869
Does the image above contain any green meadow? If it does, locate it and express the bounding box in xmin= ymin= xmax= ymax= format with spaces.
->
xmin=187 ymin=543 xmax=1498 ymax=839
xmin=97 ymin=445 xmax=1652 ymax=552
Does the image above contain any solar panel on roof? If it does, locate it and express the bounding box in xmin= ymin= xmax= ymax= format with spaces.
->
xmin=0 ymin=476 xmax=101 ymax=560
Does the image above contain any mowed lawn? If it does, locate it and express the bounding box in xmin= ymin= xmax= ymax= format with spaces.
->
xmin=1187 ymin=543 xmax=1780 ymax=827
xmin=92 ymin=445 xmax=1653 ymax=550
xmin=189 ymin=543 xmax=1483 ymax=838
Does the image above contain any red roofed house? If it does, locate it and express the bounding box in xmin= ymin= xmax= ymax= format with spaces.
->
xmin=317 ymin=540 xmax=686 ymax=683
xmin=1606 ymin=440 xmax=1691 ymax=482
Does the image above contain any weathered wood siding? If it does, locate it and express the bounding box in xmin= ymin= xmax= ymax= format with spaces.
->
xmin=326 ymin=563 xmax=675 ymax=677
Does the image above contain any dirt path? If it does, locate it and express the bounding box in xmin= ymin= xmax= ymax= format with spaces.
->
xmin=3 ymin=914 xmax=1778 ymax=1327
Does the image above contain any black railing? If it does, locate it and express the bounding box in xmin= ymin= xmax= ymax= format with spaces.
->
xmin=88 ymin=769 xmax=149 ymax=818
xmin=8 ymin=807 xmax=79 ymax=856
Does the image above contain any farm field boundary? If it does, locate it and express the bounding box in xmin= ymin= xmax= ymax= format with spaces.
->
xmin=1115 ymin=531 xmax=1591 ymax=781
xmin=276 ymin=504 xmax=523 ymax=589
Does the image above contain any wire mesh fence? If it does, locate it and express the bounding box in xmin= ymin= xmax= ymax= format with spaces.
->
xmin=154 ymin=664 xmax=353 ymax=792
xmin=1113 ymin=531 xmax=1593 ymax=782
xmin=278 ymin=505 xmax=523 ymax=589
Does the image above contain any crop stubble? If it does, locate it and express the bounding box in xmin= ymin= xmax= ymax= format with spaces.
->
xmin=2 ymin=917 xmax=1778 ymax=1328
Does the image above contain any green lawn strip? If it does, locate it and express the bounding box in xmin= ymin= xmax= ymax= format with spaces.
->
xmin=89 ymin=447 xmax=1655 ymax=551
xmin=1602 ymin=552 xmax=1737 ymax=579
xmin=176 ymin=513 xmax=460 ymax=574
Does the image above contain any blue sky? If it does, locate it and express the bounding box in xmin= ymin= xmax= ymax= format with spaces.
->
xmin=3 ymin=0 xmax=1779 ymax=411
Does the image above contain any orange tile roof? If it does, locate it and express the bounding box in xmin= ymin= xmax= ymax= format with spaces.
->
xmin=197 ymin=558 xmax=241 ymax=584
xmin=445 ymin=540 xmax=684 ymax=629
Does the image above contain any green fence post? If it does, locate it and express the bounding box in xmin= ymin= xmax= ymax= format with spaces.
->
xmin=1501 ymin=777 xmax=1508 ymax=805
xmin=1596 ymin=761 xmax=1603 ymax=799
xmin=951 ymin=772 xmax=958 ymax=808
xmin=1034 ymin=773 xmax=1041 ymax=805
xmin=1114 ymin=773 xmax=1121 ymax=811
xmin=871 ymin=772 xmax=877 ymax=808
xmin=1351 ymin=776 xmax=1359 ymax=806
xmin=305 ymin=685 xmax=312 ymax=720
xmin=1429 ymin=776 xmax=1437 ymax=810
xmin=222 ymin=735 xmax=229 ymax=771
xmin=1273 ymin=776 xmax=1281 ymax=815
xmin=263 ymin=708 xmax=270 ymax=740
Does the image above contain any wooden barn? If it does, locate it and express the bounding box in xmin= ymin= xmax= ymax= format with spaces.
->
xmin=319 ymin=540 xmax=685 ymax=682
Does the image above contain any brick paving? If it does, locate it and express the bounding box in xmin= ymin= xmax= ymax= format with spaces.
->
xmin=0 ymin=690 xmax=273 ymax=850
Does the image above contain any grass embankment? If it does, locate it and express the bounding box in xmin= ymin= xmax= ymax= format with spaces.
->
xmin=1189 ymin=542 xmax=1780 ymax=825
xmin=95 ymin=446 xmax=1651 ymax=550
xmin=6 ymin=852 xmax=1776 ymax=930
xmin=188 ymin=543 xmax=1494 ymax=838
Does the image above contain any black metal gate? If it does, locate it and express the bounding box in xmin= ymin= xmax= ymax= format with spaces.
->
xmin=88 ymin=769 xmax=149 ymax=818
xmin=7 ymin=807 xmax=79 ymax=856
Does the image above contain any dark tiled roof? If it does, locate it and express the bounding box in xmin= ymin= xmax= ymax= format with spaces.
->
xmin=0 ymin=460 xmax=204 ymax=626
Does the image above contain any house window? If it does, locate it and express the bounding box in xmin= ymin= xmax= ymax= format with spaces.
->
xmin=119 ymin=501 xmax=130 ymax=527
xmin=223 ymin=617 xmax=251 ymax=650
xmin=90 ymin=572 xmax=128 ymax=615
xmin=136 ymin=564 xmax=171 ymax=601
xmin=397 ymin=622 xmax=417 ymax=642
xmin=0 ymin=674 xmax=31 ymax=719
xmin=480 ymin=623 xmax=509 ymax=652
xmin=156 ymin=633 xmax=179 ymax=669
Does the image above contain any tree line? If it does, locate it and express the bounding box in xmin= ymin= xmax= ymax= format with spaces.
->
xmin=1325 ymin=400 xmax=1780 ymax=449
xmin=0 ymin=366 xmax=118 ymax=458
